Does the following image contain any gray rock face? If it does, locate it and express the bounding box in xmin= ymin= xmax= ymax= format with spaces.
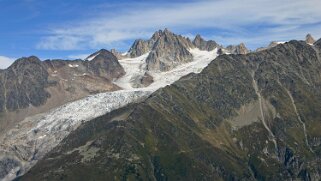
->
xmin=110 ymin=49 xmax=127 ymax=60
xmin=256 ymin=41 xmax=281 ymax=52
xmin=87 ymin=49 xmax=125 ymax=80
xmin=146 ymin=29 xmax=194 ymax=71
xmin=0 ymin=56 xmax=50 ymax=112
xmin=128 ymin=29 xmax=225 ymax=72
xmin=306 ymin=34 xmax=316 ymax=44
xmin=193 ymin=34 xmax=219 ymax=51
xmin=226 ymin=43 xmax=250 ymax=54
xmin=128 ymin=39 xmax=154 ymax=58
xmin=130 ymin=72 xmax=154 ymax=88
xmin=314 ymin=38 xmax=321 ymax=48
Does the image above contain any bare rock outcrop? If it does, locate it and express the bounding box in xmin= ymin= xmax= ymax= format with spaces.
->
xmin=193 ymin=34 xmax=219 ymax=51
xmin=87 ymin=49 xmax=125 ymax=80
xmin=306 ymin=34 xmax=316 ymax=45
xmin=226 ymin=43 xmax=250 ymax=54
xmin=146 ymin=29 xmax=194 ymax=71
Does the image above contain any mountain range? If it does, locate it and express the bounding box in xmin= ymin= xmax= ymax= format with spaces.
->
xmin=0 ymin=29 xmax=320 ymax=181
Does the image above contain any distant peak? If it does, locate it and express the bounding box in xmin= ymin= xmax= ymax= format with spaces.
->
xmin=10 ymin=56 xmax=41 ymax=68
xmin=152 ymin=28 xmax=174 ymax=38
xmin=133 ymin=39 xmax=146 ymax=45
xmin=306 ymin=33 xmax=315 ymax=44
xmin=86 ymin=49 xmax=115 ymax=61
xmin=226 ymin=43 xmax=249 ymax=54
xmin=239 ymin=43 xmax=246 ymax=47
xmin=15 ymin=56 xmax=41 ymax=63
xmin=195 ymin=34 xmax=202 ymax=38
xmin=194 ymin=34 xmax=204 ymax=41
xmin=97 ymin=49 xmax=110 ymax=54
xmin=306 ymin=33 xmax=313 ymax=38
xmin=164 ymin=28 xmax=170 ymax=33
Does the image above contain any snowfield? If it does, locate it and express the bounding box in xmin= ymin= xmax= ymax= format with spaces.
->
xmin=0 ymin=48 xmax=218 ymax=181
xmin=115 ymin=48 xmax=218 ymax=90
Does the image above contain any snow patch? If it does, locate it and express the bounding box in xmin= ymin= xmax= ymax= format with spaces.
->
xmin=86 ymin=53 xmax=99 ymax=61
xmin=115 ymin=48 xmax=218 ymax=91
xmin=115 ymin=53 xmax=149 ymax=90
xmin=121 ymin=51 xmax=129 ymax=56
xmin=68 ymin=64 xmax=79 ymax=68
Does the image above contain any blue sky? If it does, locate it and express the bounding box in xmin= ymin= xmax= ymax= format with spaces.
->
xmin=1 ymin=0 xmax=321 ymax=68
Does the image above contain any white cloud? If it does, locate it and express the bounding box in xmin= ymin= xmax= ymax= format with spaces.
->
xmin=36 ymin=35 xmax=87 ymax=50
xmin=0 ymin=56 xmax=15 ymax=69
xmin=36 ymin=0 xmax=321 ymax=50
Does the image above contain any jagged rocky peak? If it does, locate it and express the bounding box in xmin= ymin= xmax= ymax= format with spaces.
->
xmin=129 ymin=39 xmax=152 ymax=58
xmin=110 ymin=49 xmax=127 ymax=60
xmin=149 ymin=28 xmax=195 ymax=49
xmin=145 ymin=28 xmax=194 ymax=71
xmin=255 ymin=41 xmax=286 ymax=52
xmin=306 ymin=33 xmax=316 ymax=45
xmin=10 ymin=56 xmax=42 ymax=68
xmin=193 ymin=34 xmax=219 ymax=51
xmin=226 ymin=43 xmax=250 ymax=54
xmin=128 ymin=28 xmax=196 ymax=60
xmin=268 ymin=41 xmax=280 ymax=48
xmin=87 ymin=49 xmax=125 ymax=80
xmin=86 ymin=49 xmax=114 ymax=61
xmin=128 ymin=30 xmax=166 ymax=58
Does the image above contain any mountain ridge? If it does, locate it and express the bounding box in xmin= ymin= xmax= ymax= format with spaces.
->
xmin=0 ymin=30 xmax=320 ymax=181
xmin=0 ymin=50 xmax=123 ymax=134
xmin=19 ymin=38 xmax=321 ymax=180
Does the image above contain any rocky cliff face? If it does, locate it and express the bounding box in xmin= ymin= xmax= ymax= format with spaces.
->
xmin=128 ymin=39 xmax=154 ymax=58
xmin=146 ymin=29 xmax=194 ymax=71
xmin=128 ymin=29 xmax=247 ymax=72
xmin=256 ymin=41 xmax=282 ymax=52
xmin=226 ymin=43 xmax=250 ymax=54
xmin=0 ymin=56 xmax=50 ymax=113
xmin=126 ymin=29 xmax=197 ymax=72
xmin=87 ymin=49 xmax=125 ymax=80
xmin=20 ymin=39 xmax=321 ymax=180
xmin=193 ymin=34 xmax=219 ymax=51
xmin=110 ymin=49 xmax=127 ymax=60
xmin=306 ymin=34 xmax=316 ymax=45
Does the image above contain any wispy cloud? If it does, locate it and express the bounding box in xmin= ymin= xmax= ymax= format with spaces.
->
xmin=36 ymin=0 xmax=321 ymax=50
xmin=0 ymin=56 xmax=15 ymax=69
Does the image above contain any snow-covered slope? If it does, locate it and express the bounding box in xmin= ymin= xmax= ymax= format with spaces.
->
xmin=115 ymin=48 xmax=218 ymax=90
xmin=115 ymin=53 xmax=149 ymax=90
xmin=0 ymin=48 xmax=218 ymax=181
